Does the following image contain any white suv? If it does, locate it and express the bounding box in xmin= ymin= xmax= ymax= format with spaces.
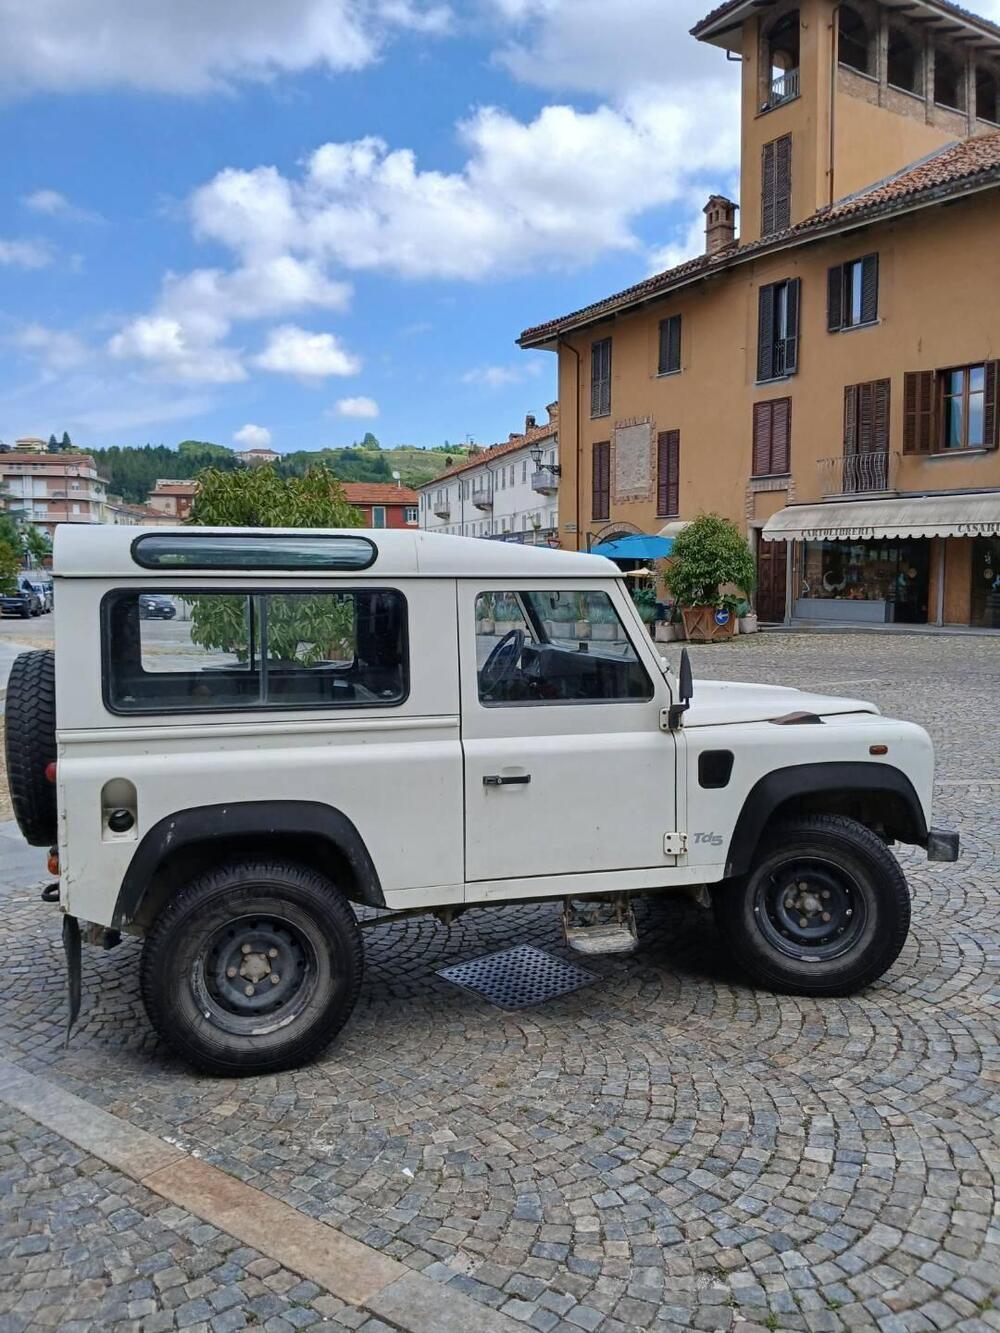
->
xmin=5 ymin=525 xmax=958 ymax=1075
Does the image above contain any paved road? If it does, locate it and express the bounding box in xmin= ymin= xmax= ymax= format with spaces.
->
xmin=0 ymin=632 xmax=997 ymax=1332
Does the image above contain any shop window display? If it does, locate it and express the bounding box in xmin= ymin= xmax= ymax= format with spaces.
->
xmin=798 ymin=540 xmax=929 ymax=623
xmin=971 ymin=538 xmax=1000 ymax=628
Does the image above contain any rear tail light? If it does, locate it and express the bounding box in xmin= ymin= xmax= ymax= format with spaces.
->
xmin=45 ymin=762 xmax=57 ymax=784
xmin=47 ymin=847 xmax=59 ymax=876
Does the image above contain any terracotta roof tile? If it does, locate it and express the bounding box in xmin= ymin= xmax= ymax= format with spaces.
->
xmin=692 ymin=0 xmax=1000 ymax=40
xmin=425 ymin=419 xmax=559 ymax=485
xmin=341 ymin=483 xmax=420 ymax=505
xmin=520 ymin=131 xmax=1000 ymax=345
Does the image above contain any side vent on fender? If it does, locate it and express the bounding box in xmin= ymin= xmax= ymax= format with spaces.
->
xmin=769 ymin=711 xmax=824 ymax=725
xmin=698 ymin=750 xmax=735 ymax=789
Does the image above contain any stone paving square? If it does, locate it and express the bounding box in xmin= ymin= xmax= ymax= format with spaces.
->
xmin=0 ymin=633 xmax=997 ymax=1332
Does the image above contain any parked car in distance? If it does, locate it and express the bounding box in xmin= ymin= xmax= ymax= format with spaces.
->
xmin=0 ymin=576 xmax=43 ymax=618
xmin=138 ymin=594 xmax=177 ymax=620
xmin=8 ymin=525 xmax=960 ymax=1078
xmin=27 ymin=580 xmax=53 ymax=612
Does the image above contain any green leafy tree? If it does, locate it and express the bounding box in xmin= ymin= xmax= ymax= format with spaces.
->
xmin=360 ymin=432 xmax=380 ymax=450
xmin=24 ymin=526 xmax=52 ymax=565
xmin=0 ymin=540 xmax=20 ymax=595
xmin=60 ymin=431 xmax=72 ymax=451
xmin=186 ymin=464 xmax=362 ymax=663
xmin=662 ymin=513 xmax=756 ymax=610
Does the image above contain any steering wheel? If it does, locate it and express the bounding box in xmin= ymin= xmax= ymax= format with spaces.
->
xmin=480 ymin=628 xmax=525 ymax=697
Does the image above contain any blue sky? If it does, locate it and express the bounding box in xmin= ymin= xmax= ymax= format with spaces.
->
xmin=0 ymin=0 xmax=746 ymax=454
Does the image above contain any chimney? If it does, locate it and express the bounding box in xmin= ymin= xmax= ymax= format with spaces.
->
xmin=546 ymin=401 xmax=559 ymax=424
xmin=704 ymin=195 xmax=738 ymax=256
xmin=525 ymin=413 xmax=537 ymax=432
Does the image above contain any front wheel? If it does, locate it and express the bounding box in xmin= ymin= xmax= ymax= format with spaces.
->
xmin=713 ymin=815 xmax=911 ymax=996
xmin=140 ymin=859 xmax=364 ymax=1075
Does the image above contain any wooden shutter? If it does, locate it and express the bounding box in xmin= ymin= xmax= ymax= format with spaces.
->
xmin=903 ymin=370 xmax=935 ymax=454
xmin=827 ymin=264 xmax=844 ymax=332
xmin=861 ymin=254 xmax=879 ymax=324
xmin=858 ymin=381 xmax=875 ymax=454
xmin=985 ymin=360 xmax=1000 ymax=449
xmin=591 ymin=339 xmax=611 ymax=418
xmin=761 ymin=141 xmax=776 ymax=236
xmin=753 ymin=401 xmax=773 ymax=475
xmin=843 ymin=383 xmax=859 ymax=455
xmin=592 ymin=441 xmax=610 ymax=520
xmin=757 ymin=283 xmax=776 ymax=382
xmin=657 ymin=430 xmax=680 ymax=516
xmin=771 ymin=398 xmax=791 ymax=474
xmin=873 ymin=379 xmax=891 ymax=451
xmin=659 ymin=315 xmax=682 ymax=375
xmin=775 ymin=135 xmax=792 ymax=231
xmin=784 ymin=277 xmax=801 ymax=374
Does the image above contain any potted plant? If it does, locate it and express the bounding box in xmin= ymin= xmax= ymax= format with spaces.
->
xmin=590 ymin=598 xmax=620 ymax=641
xmin=630 ymin=586 xmax=658 ymax=635
xmin=736 ymin=597 xmax=758 ymax=635
xmin=663 ymin=513 xmax=756 ymax=643
xmin=476 ymin=595 xmax=495 ymax=637
xmin=654 ymin=602 xmax=684 ymax=642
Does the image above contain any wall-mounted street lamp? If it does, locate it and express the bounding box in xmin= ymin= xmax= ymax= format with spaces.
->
xmin=529 ymin=446 xmax=561 ymax=476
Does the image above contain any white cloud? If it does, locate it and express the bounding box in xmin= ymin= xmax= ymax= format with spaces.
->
xmin=108 ymin=315 xmax=247 ymax=384
xmin=0 ymin=238 xmax=52 ymax=269
xmin=0 ymin=0 xmax=452 ymax=97
xmin=11 ymin=323 xmax=89 ymax=372
xmin=234 ymin=423 xmax=273 ymax=447
xmin=487 ymin=0 xmax=725 ymax=97
xmin=188 ymin=90 xmax=738 ymax=283
xmin=334 ymin=396 xmax=379 ymax=418
xmin=255 ymin=325 xmax=361 ymax=379
xmin=109 ymin=255 xmax=351 ymax=384
xmin=462 ymin=362 xmax=541 ymax=388
xmin=21 ymin=189 xmax=101 ymax=223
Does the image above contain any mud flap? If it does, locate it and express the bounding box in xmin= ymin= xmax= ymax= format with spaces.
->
xmin=62 ymin=914 xmax=81 ymax=1046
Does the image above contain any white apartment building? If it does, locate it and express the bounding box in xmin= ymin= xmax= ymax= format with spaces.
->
xmin=419 ymin=406 xmax=559 ymax=545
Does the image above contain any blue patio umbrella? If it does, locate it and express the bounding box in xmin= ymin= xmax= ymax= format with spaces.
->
xmin=589 ymin=534 xmax=675 ymax=561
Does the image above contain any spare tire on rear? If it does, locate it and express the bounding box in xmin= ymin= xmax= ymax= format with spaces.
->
xmin=5 ymin=650 xmax=57 ymax=846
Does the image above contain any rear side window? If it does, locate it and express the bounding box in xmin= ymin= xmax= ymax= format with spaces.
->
xmin=104 ymin=588 xmax=408 ymax=713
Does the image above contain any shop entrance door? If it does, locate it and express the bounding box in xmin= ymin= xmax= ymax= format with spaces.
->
xmin=756 ymin=539 xmax=787 ymax=623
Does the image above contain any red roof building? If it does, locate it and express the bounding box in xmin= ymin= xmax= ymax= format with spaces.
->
xmin=341 ymin=483 xmax=420 ymax=529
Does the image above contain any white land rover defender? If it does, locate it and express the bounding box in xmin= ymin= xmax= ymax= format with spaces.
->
xmin=6 ymin=525 xmax=958 ymax=1076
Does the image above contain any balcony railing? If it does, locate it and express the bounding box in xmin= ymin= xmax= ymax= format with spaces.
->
xmin=531 ymin=468 xmax=559 ymax=496
xmin=818 ymin=451 xmax=898 ymax=496
xmin=471 ymin=485 xmax=493 ymax=510
xmin=433 ymin=500 xmax=451 ymax=520
xmin=770 ymin=68 xmax=800 ymax=105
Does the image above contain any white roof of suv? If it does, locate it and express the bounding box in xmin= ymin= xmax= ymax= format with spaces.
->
xmin=54 ymin=524 xmax=621 ymax=580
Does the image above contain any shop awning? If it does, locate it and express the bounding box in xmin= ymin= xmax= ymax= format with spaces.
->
xmin=590 ymin=534 xmax=675 ymax=560
xmin=762 ymin=493 xmax=1000 ymax=543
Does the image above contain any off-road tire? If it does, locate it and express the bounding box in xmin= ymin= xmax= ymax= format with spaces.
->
xmin=5 ymin=650 xmax=57 ymax=847
xmin=140 ymin=859 xmax=364 ymax=1076
xmin=713 ymin=815 xmax=911 ymax=996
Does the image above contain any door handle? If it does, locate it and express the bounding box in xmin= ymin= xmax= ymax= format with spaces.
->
xmin=483 ymin=774 xmax=531 ymax=787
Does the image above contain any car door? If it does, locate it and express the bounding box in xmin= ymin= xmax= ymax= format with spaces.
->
xmin=459 ymin=581 xmax=678 ymax=886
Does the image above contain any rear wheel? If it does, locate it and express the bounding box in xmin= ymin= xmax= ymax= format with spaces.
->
xmin=713 ymin=815 xmax=910 ymax=995
xmin=140 ymin=859 xmax=364 ymax=1076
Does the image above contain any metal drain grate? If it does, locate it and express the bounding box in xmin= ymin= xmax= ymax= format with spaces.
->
xmin=437 ymin=944 xmax=596 ymax=1010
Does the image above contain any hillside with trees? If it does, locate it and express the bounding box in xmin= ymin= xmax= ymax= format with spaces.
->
xmin=87 ymin=436 xmax=470 ymax=502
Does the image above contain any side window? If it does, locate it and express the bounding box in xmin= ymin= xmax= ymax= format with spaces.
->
xmin=104 ymin=588 xmax=408 ymax=713
xmin=475 ymin=590 xmax=652 ymax=707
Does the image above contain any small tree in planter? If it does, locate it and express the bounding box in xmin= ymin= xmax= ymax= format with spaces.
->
xmin=663 ymin=513 xmax=755 ymax=643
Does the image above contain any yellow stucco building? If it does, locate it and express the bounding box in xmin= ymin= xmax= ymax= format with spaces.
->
xmin=519 ymin=0 xmax=1000 ymax=629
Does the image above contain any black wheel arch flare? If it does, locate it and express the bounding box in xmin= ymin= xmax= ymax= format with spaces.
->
xmin=724 ymin=762 xmax=928 ymax=879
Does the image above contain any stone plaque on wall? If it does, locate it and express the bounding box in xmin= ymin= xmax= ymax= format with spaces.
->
xmin=612 ymin=420 xmax=654 ymax=504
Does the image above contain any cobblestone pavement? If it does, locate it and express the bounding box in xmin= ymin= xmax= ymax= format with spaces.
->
xmin=0 ymin=633 xmax=998 ymax=1333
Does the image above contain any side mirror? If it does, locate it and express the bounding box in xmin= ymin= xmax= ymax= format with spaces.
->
xmin=668 ymin=647 xmax=694 ymax=730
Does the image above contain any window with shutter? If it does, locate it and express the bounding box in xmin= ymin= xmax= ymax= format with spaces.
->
xmin=761 ymin=136 xmax=792 ymax=235
xmin=658 ymin=315 xmax=682 ymax=376
xmin=752 ymin=398 xmax=792 ymax=476
xmin=591 ymin=338 xmax=612 ymax=418
xmin=592 ymin=441 xmax=610 ymax=520
xmin=656 ymin=431 xmax=680 ymax=517
xmin=985 ymin=361 xmax=1000 ymax=449
xmin=757 ymin=278 xmax=800 ymax=381
xmin=843 ymin=380 xmax=891 ymax=489
xmin=828 ymin=254 xmax=879 ymax=331
xmin=903 ymin=370 xmax=935 ymax=454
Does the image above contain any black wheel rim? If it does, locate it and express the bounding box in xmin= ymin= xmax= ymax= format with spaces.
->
xmin=192 ymin=915 xmax=318 ymax=1036
xmin=753 ymin=855 xmax=868 ymax=962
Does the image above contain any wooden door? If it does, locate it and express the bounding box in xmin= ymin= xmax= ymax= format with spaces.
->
xmin=756 ymin=540 xmax=787 ymax=624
